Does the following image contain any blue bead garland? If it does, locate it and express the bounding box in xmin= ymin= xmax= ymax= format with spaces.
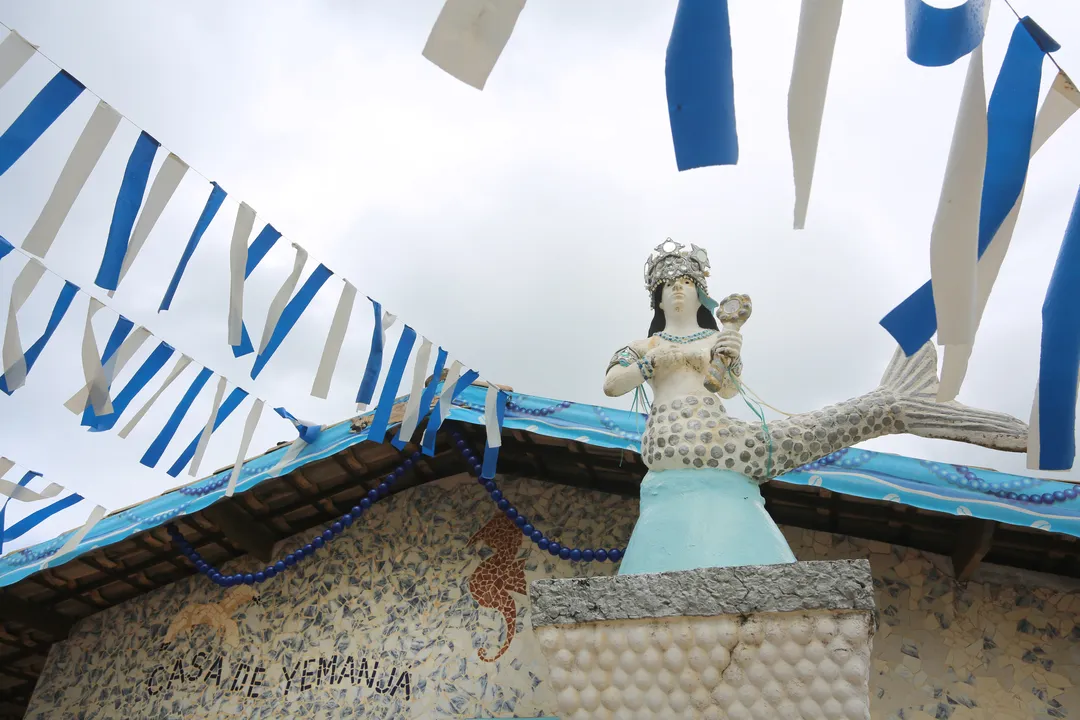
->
xmin=449 ymin=430 xmax=624 ymax=564
xmin=170 ymin=424 xmax=627 ymax=587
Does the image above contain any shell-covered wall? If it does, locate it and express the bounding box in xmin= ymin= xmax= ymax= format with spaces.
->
xmin=25 ymin=474 xmax=1080 ymax=719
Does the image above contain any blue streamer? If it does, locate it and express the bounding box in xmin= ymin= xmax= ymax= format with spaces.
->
xmin=250 ymin=264 xmax=333 ymax=379
xmin=159 ymin=182 xmax=227 ymax=312
xmin=481 ymin=390 xmax=508 ymax=479
xmin=141 ymin=367 xmax=212 ymax=468
xmin=904 ymin=0 xmax=988 ymax=67
xmin=665 ymin=0 xmax=738 ymax=170
xmin=82 ymin=341 xmax=175 ymax=432
xmin=391 ymin=347 xmax=448 ymax=450
xmin=0 ymin=235 xmax=13 ymax=263
xmin=365 ymin=326 xmax=417 ymax=444
xmin=0 ymin=70 xmax=84 ymax=177
xmin=274 ymin=407 xmax=322 ymax=444
xmin=421 ymin=369 xmax=481 ymax=456
xmin=0 ymin=471 xmax=41 ymax=554
xmin=1035 ymin=186 xmax=1080 ymax=470
xmin=166 ymin=387 xmax=250 ymax=477
xmin=356 ymin=299 xmax=386 ymax=405
xmin=2 ymin=493 xmax=83 ymax=544
xmin=0 ymin=281 xmax=79 ymax=395
xmin=231 ymin=223 xmax=282 ymax=358
xmin=94 ymin=132 xmax=160 ymax=290
xmin=882 ymin=19 xmax=1056 ymax=355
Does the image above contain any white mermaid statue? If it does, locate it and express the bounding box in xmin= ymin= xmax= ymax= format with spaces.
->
xmin=604 ymin=240 xmax=1029 ymax=575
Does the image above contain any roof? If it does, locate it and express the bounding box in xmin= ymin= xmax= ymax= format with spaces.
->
xmin=0 ymin=384 xmax=1077 ymax=716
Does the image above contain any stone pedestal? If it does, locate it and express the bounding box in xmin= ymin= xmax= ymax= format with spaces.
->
xmin=529 ymin=560 xmax=875 ymax=719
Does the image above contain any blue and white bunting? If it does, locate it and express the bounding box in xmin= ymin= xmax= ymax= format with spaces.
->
xmin=0 ymin=70 xmax=84 ymax=177
xmin=311 ymin=280 xmax=357 ymax=399
xmin=159 ymin=182 xmax=227 ymax=312
xmin=141 ymin=367 xmax=211 ymax=468
xmin=481 ymin=386 xmax=507 ymax=479
xmin=230 ymin=223 xmax=283 ymax=358
xmin=356 ymin=299 xmax=396 ymax=410
xmin=167 ymin=387 xmax=249 ymax=478
xmin=117 ymin=354 xmax=191 ymax=439
xmin=95 ymin=131 xmax=160 ymax=290
xmin=0 ymin=464 xmax=40 ymax=556
xmin=227 ymin=202 xmax=257 ymax=349
xmin=1 ymin=257 xmax=46 ymax=393
xmin=0 ymin=30 xmax=35 ymax=92
xmin=904 ymin=0 xmax=989 ymax=67
xmin=0 ymin=279 xmax=77 ymax=396
xmin=82 ymin=341 xmax=175 ymax=432
xmin=22 ymin=101 xmax=121 ymax=259
xmin=366 ymin=325 xmax=418 ymax=444
xmin=250 ymin=262 xmax=333 ymax=380
xmin=0 ymin=234 xmax=12 ymax=263
xmin=393 ymin=337 xmax=433 ymax=446
xmin=1029 ymin=185 xmax=1080 ymax=471
xmin=422 ymin=0 xmax=526 ymax=90
xmin=114 ymin=152 xmax=188 ymax=289
xmin=65 ymin=319 xmax=150 ymax=415
xmin=392 ymin=346 xmax=447 ymax=451
xmin=227 ymin=399 xmax=264 ymax=497
xmin=666 ymin=0 xmax=738 ymax=170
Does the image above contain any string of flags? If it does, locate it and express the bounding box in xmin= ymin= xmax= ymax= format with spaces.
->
xmin=420 ymin=0 xmax=1080 ymax=471
xmin=0 ymin=25 xmax=512 ymax=556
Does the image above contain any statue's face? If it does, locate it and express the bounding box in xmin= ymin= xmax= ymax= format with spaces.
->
xmin=659 ymin=277 xmax=700 ymax=316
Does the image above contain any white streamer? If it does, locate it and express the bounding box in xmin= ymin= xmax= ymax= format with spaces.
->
xmin=115 ymin=153 xmax=188 ymax=288
xmin=1 ymin=258 xmax=46 ymax=392
xmin=0 ymin=458 xmax=12 ymax=479
xmin=227 ymin=398 xmax=264 ymax=497
xmin=64 ymin=325 xmax=151 ymax=414
xmin=939 ymin=72 xmax=1080 ymax=400
xmin=788 ymin=0 xmax=843 ymax=230
xmin=930 ymin=46 xmax=986 ymax=369
xmin=0 ymin=30 xmax=35 ymax=92
xmin=422 ymin=0 xmax=527 ymax=90
xmin=22 ymin=101 xmax=122 ymax=258
xmin=117 ymin=354 xmax=193 ymax=439
xmin=0 ymin=476 xmax=63 ymax=503
xmin=420 ymin=360 xmax=462 ymax=448
xmin=397 ymin=338 xmax=433 ymax=442
xmin=311 ymin=281 xmax=356 ymax=399
xmin=227 ymin=202 xmax=256 ymax=346
xmin=257 ymin=243 xmax=307 ymax=354
xmin=484 ymin=382 xmax=502 ymax=449
xmin=77 ymin=298 xmax=113 ymax=415
xmin=47 ymin=504 xmax=107 ymax=568
xmin=189 ymin=375 xmax=227 ymax=477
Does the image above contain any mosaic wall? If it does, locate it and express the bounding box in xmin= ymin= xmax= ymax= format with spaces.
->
xmin=25 ymin=474 xmax=1080 ymax=719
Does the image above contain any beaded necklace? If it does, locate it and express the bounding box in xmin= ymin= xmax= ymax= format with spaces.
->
xmin=653 ymin=329 xmax=717 ymax=344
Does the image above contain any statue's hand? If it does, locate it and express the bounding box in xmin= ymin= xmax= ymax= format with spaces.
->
xmin=711 ymin=329 xmax=742 ymax=364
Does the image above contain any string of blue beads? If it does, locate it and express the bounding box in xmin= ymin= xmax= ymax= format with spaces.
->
xmin=166 ymin=450 xmax=424 ymax=587
xmin=921 ymin=461 xmax=1079 ymax=505
xmin=450 ymin=430 xmax=624 ymax=564
xmin=458 ymin=399 xmax=574 ymax=417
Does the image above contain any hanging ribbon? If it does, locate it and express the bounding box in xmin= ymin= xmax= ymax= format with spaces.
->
xmin=904 ymin=0 xmax=989 ymax=67
xmin=188 ymin=375 xmax=228 ymax=477
xmin=159 ymin=182 xmax=227 ymax=312
xmin=392 ymin=338 xmax=433 ymax=447
xmin=666 ymin=0 xmax=738 ymax=170
xmin=82 ymin=341 xmax=174 ymax=432
xmin=229 ymin=222 xmax=280 ymax=357
xmin=0 ymin=468 xmax=40 ymax=555
xmin=250 ymin=263 xmax=333 ymax=379
xmin=311 ymin=280 xmax=357 ymax=399
xmin=226 ymin=398 xmax=264 ymax=497
xmin=391 ymin=346 xmax=447 ymax=450
xmin=2 ymin=493 xmax=82 ymax=547
xmin=788 ymin=0 xmax=843 ymax=229
xmin=421 ymin=0 xmax=527 ymax=90
xmin=481 ymin=387 xmax=507 ymax=479
xmin=421 ymin=364 xmax=481 ymax=456
xmin=118 ymin=354 xmax=192 ymax=439
xmin=115 ymin=153 xmax=188 ymax=289
xmin=356 ymin=299 xmax=397 ymax=409
xmin=0 ymin=476 xmax=63 ymax=503
xmin=0 ymin=70 xmax=84 ymax=177
xmin=365 ymin=326 xmax=418 ymax=444
xmin=882 ymin=19 xmax=1067 ymax=357
xmin=166 ymin=387 xmax=249 ymax=477
xmin=274 ymin=407 xmax=323 ymax=445
xmin=0 ymin=280 xmax=77 ymax=396
xmin=141 ymin=367 xmax=212 ymax=468
xmin=0 ymin=30 xmax=35 ymax=92
xmin=22 ymin=101 xmax=121 ymax=259
xmin=0 ymin=234 xmax=12 ymax=263
xmin=95 ymin=131 xmax=160 ymax=290
xmin=227 ymin=202 xmax=257 ymax=349
xmin=1 ymin=257 xmax=46 ymax=393
xmin=46 ymin=504 xmax=107 ymax=568
xmin=64 ymin=317 xmax=147 ymax=415
xmin=1029 ymin=185 xmax=1080 ymax=471
xmin=256 ymin=244 xmax=307 ymax=355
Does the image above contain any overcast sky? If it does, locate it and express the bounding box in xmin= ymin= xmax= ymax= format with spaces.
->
xmin=0 ymin=1 xmax=1078 ymax=552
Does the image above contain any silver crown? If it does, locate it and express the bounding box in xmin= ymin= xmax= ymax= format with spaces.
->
xmin=644 ymin=239 xmax=711 ymax=307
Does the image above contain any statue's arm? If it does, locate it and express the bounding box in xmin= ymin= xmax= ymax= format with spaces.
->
xmin=603 ymin=345 xmax=650 ymax=397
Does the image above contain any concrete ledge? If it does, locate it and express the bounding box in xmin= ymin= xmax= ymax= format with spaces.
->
xmin=529 ymin=559 xmax=873 ymax=627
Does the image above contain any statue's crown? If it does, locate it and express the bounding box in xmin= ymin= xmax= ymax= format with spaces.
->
xmin=644 ymin=239 xmax=711 ymax=307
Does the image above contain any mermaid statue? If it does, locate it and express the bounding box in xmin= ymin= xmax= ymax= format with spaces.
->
xmin=605 ymin=240 xmax=1030 ymax=575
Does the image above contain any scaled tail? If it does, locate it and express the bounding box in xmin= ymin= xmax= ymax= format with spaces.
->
xmin=880 ymin=342 xmax=1027 ymax=453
